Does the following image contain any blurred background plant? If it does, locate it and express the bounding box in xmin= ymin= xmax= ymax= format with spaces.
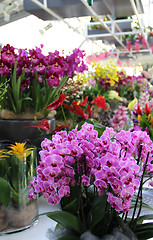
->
xmin=0 ymin=44 xmax=88 ymax=119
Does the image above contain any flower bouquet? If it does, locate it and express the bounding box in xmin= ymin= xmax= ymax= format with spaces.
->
xmin=29 ymin=122 xmax=153 ymax=240
xmin=0 ymin=142 xmax=37 ymax=233
xmin=0 ymin=44 xmax=88 ymax=119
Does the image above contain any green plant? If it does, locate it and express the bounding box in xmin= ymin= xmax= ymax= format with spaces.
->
xmin=0 ymin=44 xmax=87 ymax=118
xmin=0 ymin=142 xmax=36 ymax=208
xmin=30 ymin=123 xmax=153 ymax=239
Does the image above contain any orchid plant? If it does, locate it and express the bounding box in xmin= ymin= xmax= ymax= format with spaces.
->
xmin=29 ymin=122 xmax=153 ymax=240
xmin=0 ymin=44 xmax=88 ymax=118
xmin=132 ymin=103 xmax=153 ymax=141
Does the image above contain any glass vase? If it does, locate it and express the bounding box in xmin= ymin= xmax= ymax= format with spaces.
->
xmin=0 ymin=143 xmax=38 ymax=234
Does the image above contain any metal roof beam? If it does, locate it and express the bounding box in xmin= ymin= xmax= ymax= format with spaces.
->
xmin=80 ymin=0 xmax=132 ymax=54
xmin=103 ymin=0 xmax=115 ymax=17
xmin=129 ymin=0 xmax=152 ymax=53
xmin=30 ymin=0 xmax=83 ymax=36
xmin=30 ymin=0 xmax=110 ymax=52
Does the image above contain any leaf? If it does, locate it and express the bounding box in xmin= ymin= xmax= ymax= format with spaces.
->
xmin=63 ymin=198 xmax=79 ymax=215
xmin=88 ymin=193 xmax=107 ymax=230
xmin=33 ymin=69 xmax=41 ymax=112
xmin=47 ymin=76 xmax=68 ymax=104
xmin=9 ymin=162 xmax=19 ymax=192
xmin=134 ymin=223 xmax=153 ymax=240
xmin=0 ymin=177 xmax=10 ymax=207
xmin=47 ymin=211 xmax=81 ymax=233
xmin=57 ymin=236 xmax=80 ymax=240
xmin=131 ymin=199 xmax=153 ymax=212
xmin=136 ymin=214 xmax=153 ymax=224
xmin=135 ymin=222 xmax=153 ymax=231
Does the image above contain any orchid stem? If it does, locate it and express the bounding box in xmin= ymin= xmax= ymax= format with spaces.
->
xmin=61 ymin=104 xmax=68 ymax=128
xmin=130 ymin=152 xmax=149 ymax=230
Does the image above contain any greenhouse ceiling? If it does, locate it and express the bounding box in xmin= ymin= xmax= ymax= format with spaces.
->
xmin=0 ymin=0 xmax=153 ymax=64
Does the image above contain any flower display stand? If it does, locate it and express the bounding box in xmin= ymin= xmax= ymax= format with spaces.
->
xmin=86 ymin=19 xmax=133 ymax=41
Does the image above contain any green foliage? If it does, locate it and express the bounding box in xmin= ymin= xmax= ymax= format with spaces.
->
xmin=0 ymin=144 xmax=36 ymax=207
xmin=0 ymin=177 xmax=10 ymax=207
xmin=47 ymin=211 xmax=82 ymax=234
xmin=0 ymin=61 xmax=68 ymax=117
xmin=57 ymin=236 xmax=80 ymax=240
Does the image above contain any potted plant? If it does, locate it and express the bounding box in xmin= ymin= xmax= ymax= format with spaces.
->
xmin=0 ymin=142 xmax=37 ymax=233
xmin=29 ymin=122 xmax=153 ymax=240
xmin=0 ymin=44 xmax=88 ymax=143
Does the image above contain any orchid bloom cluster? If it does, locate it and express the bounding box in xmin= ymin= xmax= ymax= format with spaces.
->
xmin=61 ymin=77 xmax=85 ymax=102
xmin=91 ymin=62 xmax=119 ymax=88
xmin=0 ymin=44 xmax=87 ymax=89
xmin=138 ymin=91 xmax=150 ymax=109
xmin=113 ymin=71 xmax=135 ymax=88
xmin=110 ymin=106 xmax=128 ymax=131
xmin=29 ymin=122 xmax=153 ymax=214
xmin=136 ymin=75 xmax=149 ymax=92
xmin=0 ymin=44 xmax=88 ymax=115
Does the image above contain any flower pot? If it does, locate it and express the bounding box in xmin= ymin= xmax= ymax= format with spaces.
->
xmin=0 ymin=117 xmax=55 ymax=146
xmin=0 ymin=144 xmax=38 ymax=234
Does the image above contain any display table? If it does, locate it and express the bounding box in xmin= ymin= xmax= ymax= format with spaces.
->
xmin=1 ymin=189 xmax=153 ymax=240
xmin=0 ymin=197 xmax=58 ymax=240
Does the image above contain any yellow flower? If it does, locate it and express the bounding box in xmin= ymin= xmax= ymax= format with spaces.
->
xmin=149 ymin=114 xmax=153 ymax=128
xmin=92 ymin=62 xmax=119 ymax=87
xmin=74 ymin=73 xmax=88 ymax=84
xmin=138 ymin=115 xmax=142 ymax=124
xmin=128 ymin=98 xmax=138 ymax=110
xmin=8 ymin=142 xmax=33 ymax=161
xmin=108 ymin=90 xmax=123 ymax=101
xmin=0 ymin=149 xmax=8 ymax=158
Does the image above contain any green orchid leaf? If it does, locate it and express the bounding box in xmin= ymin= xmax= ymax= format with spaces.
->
xmin=130 ymin=199 xmax=153 ymax=211
xmin=57 ymin=236 xmax=80 ymax=240
xmin=0 ymin=177 xmax=10 ymax=207
xmin=135 ymin=223 xmax=153 ymax=240
xmin=12 ymin=61 xmax=17 ymax=98
xmin=47 ymin=211 xmax=81 ymax=233
xmin=136 ymin=214 xmax=153 ymax=223
xmin=47 ymin=76 xmax=68 ymax=105
xmin=88 ymin=193 xmax=107 ymax=230
xmin=63 ymin=198 xmax=79 ymax=214
xmin=33 ymin=69 xmax=41 ymax=112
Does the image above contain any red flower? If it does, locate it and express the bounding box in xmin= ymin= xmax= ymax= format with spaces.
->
xmin=25 ymin=119 xmax=50 ymax=131
xmin=44 ymin=94 xmax=66 ymax=110
xmin=91 ymin=96 xmax=106 ymax=110
xmin=136 ymin=104 xmax=142 ymax=116
xmin=63 ymin=103 xmax=89 ymax=119
xmin=72 ymin=96 xmax=89 ymax=106
xmin=80 ymin=96 xmax=89 ymax=106
xmin=53 ymin=124 xmax=70 ymax=133
xmin=144 ymin=103 xmax=152 ymax=116
xmin=87 ymin=104 xmax=92 ymax=116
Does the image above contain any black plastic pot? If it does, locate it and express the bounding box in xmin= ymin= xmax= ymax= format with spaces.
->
xmin=0 ymin=118 xmax=55 ymax=145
